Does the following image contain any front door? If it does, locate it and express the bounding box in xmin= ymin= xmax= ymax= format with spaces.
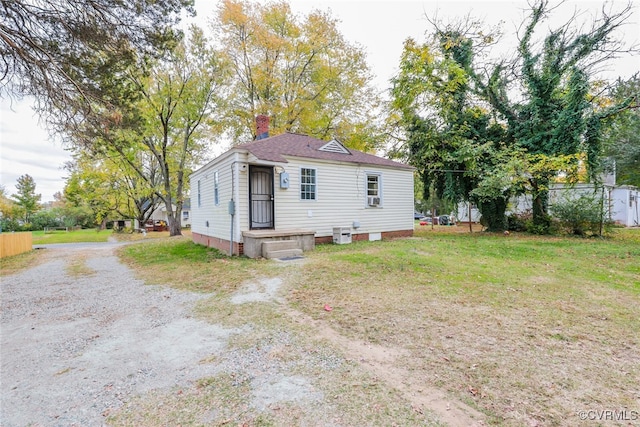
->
xmin=249 ymin=166 xmax=274 ymax=229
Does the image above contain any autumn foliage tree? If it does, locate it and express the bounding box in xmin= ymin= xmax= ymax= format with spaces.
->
xmin=65 ymin=27 xmax=225 ymax=236
xmin=212 ymin=0 xmax=382 ymax=151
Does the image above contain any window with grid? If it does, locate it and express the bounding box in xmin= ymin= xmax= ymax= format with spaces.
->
xmin=300 ymin=168 xmax=316 ymax=200
xmin=367 ymin=174 xmax=380 ymax=197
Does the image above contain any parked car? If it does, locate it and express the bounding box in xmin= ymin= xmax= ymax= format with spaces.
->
xmin=414 ymin=212 xmax=423 ymax=220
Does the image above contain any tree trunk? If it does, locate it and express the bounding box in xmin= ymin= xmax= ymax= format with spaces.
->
xmin=531 ymin=182 xmax=551 ymax=234
xmin=163 ymin=199 xmax=182 ymax=237
xmin=477 ymin=197 xmax=508 ymax=232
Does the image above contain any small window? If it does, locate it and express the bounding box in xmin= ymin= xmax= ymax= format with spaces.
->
xmin=214 ymin=171 xmax=220 ymax=205
xmin=366 ymin=173 xmax=382 ymax=206
xmin=197 ymin=180 xmax=201 ymax=207
xmin=182 ymin=211 xmax=189 ymax=220
xmin=300 ymin=168 xmax=316 ymax=200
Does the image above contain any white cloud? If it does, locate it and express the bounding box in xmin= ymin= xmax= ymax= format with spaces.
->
xmin=0 ymin=99 xmax=70 ymax=201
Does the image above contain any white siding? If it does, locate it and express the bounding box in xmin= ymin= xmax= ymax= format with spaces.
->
xmin=192 ymin=152 xmax=414 ymax=242
xmin=191 ymin=151 xmax=248 ymax=241
xmin=610 ymin=187 xmax=640 ymax=227
xmin=273 ymin=157 xmax=414 ymax=237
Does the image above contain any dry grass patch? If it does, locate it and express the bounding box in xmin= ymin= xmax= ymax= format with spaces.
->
xmin=0 ymin=249 xmax=45 ymax=276
xmin=65 ymin=254 xmax=96 ymax=277
xmin=287 ymin=231 xmax=640 ymax=426
xmin=118 ymin=236 xmax=277 ymax=294
xmin=116 ymin=238 xmax=443 ymax=426
xmin=116 ymin=230 xmax=639 ymax=426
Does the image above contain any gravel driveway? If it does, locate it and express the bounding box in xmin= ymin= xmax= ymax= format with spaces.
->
xmin=1 ymin=243 xmax=238 ymax=426
xmin=2 ymin=242 xmax=482 ymax=426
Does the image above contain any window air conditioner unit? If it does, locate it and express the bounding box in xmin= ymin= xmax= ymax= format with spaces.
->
xmin=367 ymin=196 xmax=381 ymax=206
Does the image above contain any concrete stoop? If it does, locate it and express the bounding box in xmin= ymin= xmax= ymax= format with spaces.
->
xmin=262 ymin=240 xmax=303 ymax=259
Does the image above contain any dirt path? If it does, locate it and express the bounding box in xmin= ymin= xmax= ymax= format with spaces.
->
xmin=285 ymin=309 xmax=486 ymax=427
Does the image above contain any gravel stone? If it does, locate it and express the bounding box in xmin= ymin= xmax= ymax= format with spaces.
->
xmin=1 ymin=244 xmax=238 ymax=426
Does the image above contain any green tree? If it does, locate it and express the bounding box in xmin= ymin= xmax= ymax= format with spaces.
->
xmin=64 ymin=150 xmax=161 ymax=229
xmin=480 ymin=0 xmax=635 ymax=231
xmin=602 ymin=75 xmax=640 ymax=187
xmin=212 ymin=0 xmax=382 ymax=151
xmin=1 ymin=0 xmax=193 ymax=117
xmin=66 ymin=26 xmax=225 ymax=236
xmin=11 ymin=174 xmax=41 ymax=224
xmin=391 ymin=28 xmax=512 ymax=231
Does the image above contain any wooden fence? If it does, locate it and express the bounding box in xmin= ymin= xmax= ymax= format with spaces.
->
xmin=0 ymin=232 xmax=33 ymax=259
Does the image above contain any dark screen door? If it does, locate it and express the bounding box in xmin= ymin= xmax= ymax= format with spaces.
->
xmin=249 ymin=166 xmax=274 ymax=229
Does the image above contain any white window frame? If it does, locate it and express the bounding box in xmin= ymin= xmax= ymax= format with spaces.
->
xmin=300 ymin=167 xmax=317 ymax=201
xmin=366 ymin=172 xmax=382 ymax=207
xmin=214 ymin=171 xmax=220 ymax=206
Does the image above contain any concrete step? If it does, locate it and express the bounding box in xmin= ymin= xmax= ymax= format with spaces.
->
xmin=263 ymin=248 xmax=303 ymax=260
xmin=262 ymin=240 xmax=299 ymax=253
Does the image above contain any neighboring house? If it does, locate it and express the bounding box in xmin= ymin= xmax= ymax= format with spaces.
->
xmin=456 ymin=183 xmax=639 ymax=227
xmin=190 ymin=117 xmax=414 ymax=257
xmin=149 ymin=199 xmax=192 ymax=228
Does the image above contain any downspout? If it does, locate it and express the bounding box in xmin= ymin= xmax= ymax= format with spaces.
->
xmin=229 ymin=153 xmax=242 ymax=256
xmin=230 ymin=159 xmax=236 ymax=256
xmin=229 ymin=162 xmax=236 ymax=256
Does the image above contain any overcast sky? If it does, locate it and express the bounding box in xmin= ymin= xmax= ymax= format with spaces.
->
xmin=1 ymin=0 xmax=637 ymax=202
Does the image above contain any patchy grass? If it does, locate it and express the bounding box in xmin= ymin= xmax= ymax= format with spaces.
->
xmin=0 ymin=249 xmax=45 ymax=275
xmin=119 ymin=236 xmax=273 ymax=293
xmin=116 ymin=229 xmax=640 ymax=426
xmin=117 ymin=236 xmax=442 ymax=426
xmin=288 ymin=229 xmax=640 ymax=426
xmin=31 ymin=229 xmax=111 ymax=244
xmin=65 ymin=254 xmax=96 ymax=277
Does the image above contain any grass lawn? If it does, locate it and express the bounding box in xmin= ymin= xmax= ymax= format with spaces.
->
xmin=31 ymin=229 xmax=112 ymax=244
xmin=119 ymin=228 xmax=640 ymax=426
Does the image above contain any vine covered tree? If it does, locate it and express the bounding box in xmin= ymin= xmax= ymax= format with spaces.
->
xmin=481 ymin=0 xmax=636 ymax=231
xmin=392 ymin=26 xmax=513 ymax=231
xmin=392 ymin=1 xmax=636 ymax=232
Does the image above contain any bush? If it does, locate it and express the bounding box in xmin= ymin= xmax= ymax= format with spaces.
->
xmin=31 ymin=210 xmax=63 ymax=230
xmin=507 ymin=211 xmax=532 ymax=232
xmin=550 ymin=193 xmax=610 ymax=237
xmin=527 ymin=213 xmax=556 ymax=235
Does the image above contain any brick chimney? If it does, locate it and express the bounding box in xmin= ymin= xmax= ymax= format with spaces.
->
xmin=256 ymin=115 xmax=269 ymax=140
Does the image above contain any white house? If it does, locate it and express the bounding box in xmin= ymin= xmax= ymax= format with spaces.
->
xmin=149 ymin=199 xmax=192 ymax=228
xmin=190 ymin=119 xmax=414 ymax=257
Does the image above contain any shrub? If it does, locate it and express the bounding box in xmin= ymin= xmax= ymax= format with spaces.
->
xmin=507 ymin=211 xmax=532 ymax=232
xmin=550 ymin=192 xmax=610 ymax=237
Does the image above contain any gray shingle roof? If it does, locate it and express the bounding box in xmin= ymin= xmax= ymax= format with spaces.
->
xmin=235 ymin=133 xmax=413 ymax=169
